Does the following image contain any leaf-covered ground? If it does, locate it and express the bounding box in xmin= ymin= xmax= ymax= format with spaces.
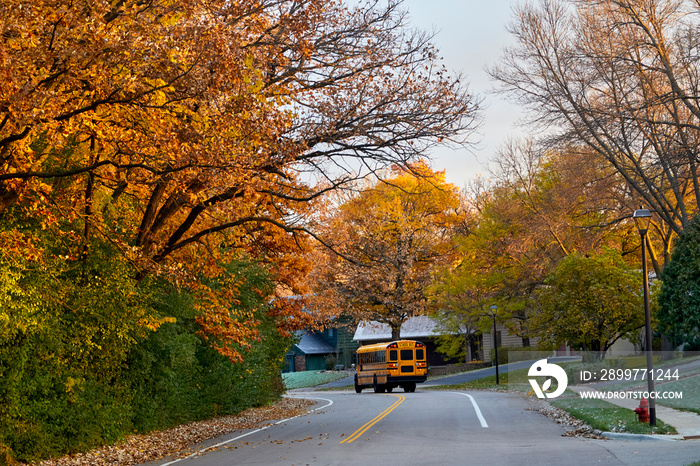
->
xmin=34 ymin=398 xmax=315 ymax=466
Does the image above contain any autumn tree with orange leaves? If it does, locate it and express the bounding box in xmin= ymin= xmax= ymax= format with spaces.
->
xmin=1 ymin=1 xmax=480 ymax=459
xmin=311 ymin=163 xmax=465 ymax=340
xmin=1 ymin=0 xmax=479 ymax=353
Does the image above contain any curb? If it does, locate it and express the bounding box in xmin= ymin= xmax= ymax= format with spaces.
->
xmin=600 ymin=431 xmax=683 ymax=442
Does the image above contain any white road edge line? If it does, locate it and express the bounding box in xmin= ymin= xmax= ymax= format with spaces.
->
xmin=159 ymin=396 xmax=333 ymax=465
xmin=453 ymin=392 xmax=489 ymax=428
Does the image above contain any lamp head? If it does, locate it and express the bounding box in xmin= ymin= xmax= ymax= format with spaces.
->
xmin=633 ymin=208 xmax=652 ymax=235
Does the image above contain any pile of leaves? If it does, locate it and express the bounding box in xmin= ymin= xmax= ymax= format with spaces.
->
xmin=526 ymin=397 xmax=606 ymax=440
xmin=34 ymin=398 xmax=315 ymax=466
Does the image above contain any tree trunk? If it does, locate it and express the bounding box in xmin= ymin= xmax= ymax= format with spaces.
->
xmin=391 ymin=325 xmax=401 ymax=341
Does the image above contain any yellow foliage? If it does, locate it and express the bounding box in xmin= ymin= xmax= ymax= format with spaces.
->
xmin=137 ymin=316 xmax=177 ymax=332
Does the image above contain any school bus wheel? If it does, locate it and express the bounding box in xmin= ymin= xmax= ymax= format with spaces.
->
xmin=373 ymin=375 xmax=385 ymax=393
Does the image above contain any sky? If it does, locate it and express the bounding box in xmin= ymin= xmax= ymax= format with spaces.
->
xmin=400 ymin=0 xmax=524 ymax=187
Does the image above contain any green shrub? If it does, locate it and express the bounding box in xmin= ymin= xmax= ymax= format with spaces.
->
xmin=0 ymin=236 xmax=146 ymax=462
xmin=0 ymin=252 xmax=292 ymax=463
xmin=324 ymin=354 xmax=338 ymax=370
xmin=127 ymin=262 xmax=293 ymax=432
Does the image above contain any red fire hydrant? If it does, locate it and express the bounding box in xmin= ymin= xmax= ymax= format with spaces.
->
xmin=634 ymin=398 xmax=650 ymax=423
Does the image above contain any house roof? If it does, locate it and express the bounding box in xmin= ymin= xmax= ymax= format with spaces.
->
xmin=294 ymin=331 xmax=335 ymax=355
xmin=353 ymin=316 xmax=442 ymax=342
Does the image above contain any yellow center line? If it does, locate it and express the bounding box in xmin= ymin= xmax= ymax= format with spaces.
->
xmin=340 ymin=394 xmax=405 ymax=444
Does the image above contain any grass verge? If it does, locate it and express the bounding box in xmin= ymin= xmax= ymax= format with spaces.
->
xmin=423 ymin=367 xmax=528 ymax=392
xmin=654 ymin=374 xmax=700 ymax=415
xmin=282 ymin=370 xmax=350 ymax=389
xmin=550 ymin=397 xmax=677 ymax=435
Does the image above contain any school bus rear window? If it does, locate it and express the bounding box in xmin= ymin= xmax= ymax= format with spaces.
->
xmin=400 ymin=349 xmax=413 ymax=360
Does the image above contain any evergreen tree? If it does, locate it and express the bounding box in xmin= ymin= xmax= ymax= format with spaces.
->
xmin=659 ymin=215 xmax=700 ymax=350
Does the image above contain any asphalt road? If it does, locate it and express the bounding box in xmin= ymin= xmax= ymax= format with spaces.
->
xmin=145 ymin=388 xmax=700 ymax=466
xmin=316 ymin=357 xmax=581 ymax=389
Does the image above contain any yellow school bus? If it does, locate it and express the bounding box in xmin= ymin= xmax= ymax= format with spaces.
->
xmin=354 ymin=340 xmax=428 ymax=393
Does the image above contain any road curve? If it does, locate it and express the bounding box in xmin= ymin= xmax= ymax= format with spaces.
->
xmin=143 ymin=390 xmax=700 ymax=466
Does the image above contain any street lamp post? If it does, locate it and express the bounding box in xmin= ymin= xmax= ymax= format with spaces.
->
xmin=633 ymin=208 xmax=656 ymax=426
xmin=491 ymin=304 xmax=499 ymax=385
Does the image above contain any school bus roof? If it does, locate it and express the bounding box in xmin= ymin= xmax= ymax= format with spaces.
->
xmin=356 ymin=340 xmax=425 ymax=352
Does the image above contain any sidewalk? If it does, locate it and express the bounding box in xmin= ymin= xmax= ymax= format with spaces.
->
xmin=570 ymin=385 xmax=700 ymax=439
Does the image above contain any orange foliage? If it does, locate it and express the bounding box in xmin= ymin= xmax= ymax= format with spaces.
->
xmin=310 ymin=162 xmax=464 ymax=336
xmin=1 ymin=0 xmax=479 ymax=359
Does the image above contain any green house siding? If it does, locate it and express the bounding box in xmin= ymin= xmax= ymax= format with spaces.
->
xmin=336 ymin=328 xmax=359 ymax=368
xmin=305 ymin=355 xmax=327 ymax=371
xmin=284 ymin=325 xmax=360 ymax=372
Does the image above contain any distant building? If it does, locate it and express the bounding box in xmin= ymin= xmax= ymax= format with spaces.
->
xmin=354 ymin=315 xmax=539 ymax=364
xmin=284 ymin=325 xmax=359 ymax=372
xmin=280 ymin=295 xmax=360 ymax=372
xmin=286 ymin=314 xmax=541 ymax=371
xmin=481 ymin=321 xmax=535 ymax=363
xmin=286 ymin=330 xmax=335 ymax=372
xmin=352 ymin=316 xmax=462 ymax=367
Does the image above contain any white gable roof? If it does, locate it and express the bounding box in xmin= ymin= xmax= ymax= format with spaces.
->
xmin=353 ymin=316 xmax=442 ymax=341
xmin=294 ymin=331 xmax=335 ymax=355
